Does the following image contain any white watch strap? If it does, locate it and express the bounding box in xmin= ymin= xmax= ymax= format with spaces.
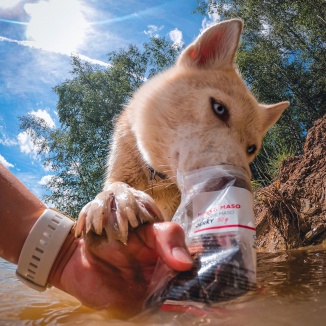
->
xmin=16 ymin=208 xmax=75 ymax=292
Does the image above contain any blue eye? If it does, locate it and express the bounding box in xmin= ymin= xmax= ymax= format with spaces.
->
xmin=247 ymin=145 xmax=257 ymax=155
xmin=210 ymin=97 xmax=228 ymax=121
xmin=213 ymin=102 xmax=226 ymax=115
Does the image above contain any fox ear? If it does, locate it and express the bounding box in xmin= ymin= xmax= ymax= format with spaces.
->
xmin=260 ymin=101 xmax=290 ymax=133
xmin=177 ymin=19 xmax=243 ymax=69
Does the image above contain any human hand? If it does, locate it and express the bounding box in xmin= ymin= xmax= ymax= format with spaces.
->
xmin=49 ymin=222 xmax=193 ymax=319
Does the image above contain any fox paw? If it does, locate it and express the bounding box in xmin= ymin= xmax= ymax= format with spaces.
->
xmin=75 ymin=182 xmax=164 ymax=244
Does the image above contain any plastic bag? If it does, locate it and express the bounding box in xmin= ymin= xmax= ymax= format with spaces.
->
xmin=145 ymin=165 xmax=256 ymax=309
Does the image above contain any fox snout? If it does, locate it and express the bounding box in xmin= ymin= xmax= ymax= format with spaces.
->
xmin=170 ymin=131 xmax=251 ymax=178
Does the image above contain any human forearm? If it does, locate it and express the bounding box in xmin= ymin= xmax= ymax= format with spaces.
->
xmin=0 ymin=164 xmax=46 ymax=263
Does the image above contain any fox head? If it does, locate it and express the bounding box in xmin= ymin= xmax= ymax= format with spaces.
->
xmin=129 ymin=19 xmax=289 ymax=180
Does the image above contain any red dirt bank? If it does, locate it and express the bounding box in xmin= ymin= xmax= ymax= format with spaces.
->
xmin=255 ymin=115 xmax=326 ymax=251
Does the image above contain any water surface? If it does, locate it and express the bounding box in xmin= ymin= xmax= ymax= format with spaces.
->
xmin=1 ymin=244 xmax=326 ymax=325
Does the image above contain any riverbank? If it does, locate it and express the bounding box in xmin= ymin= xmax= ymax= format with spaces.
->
xmin=255 ymin=115 xmax=326 ymax=251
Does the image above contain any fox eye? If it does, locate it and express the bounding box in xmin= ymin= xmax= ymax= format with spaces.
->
xmin=210 ymin=97 xmax=228 ymax=122
xmin=247 ymin=145 xmax=257 ymax=155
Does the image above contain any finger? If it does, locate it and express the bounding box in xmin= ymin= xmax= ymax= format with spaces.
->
xmin=137 ymin=222 xmax=193 ymax=271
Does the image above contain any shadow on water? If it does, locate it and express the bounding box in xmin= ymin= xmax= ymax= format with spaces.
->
xmin=1 ymin=243 xmax=326 ymax=325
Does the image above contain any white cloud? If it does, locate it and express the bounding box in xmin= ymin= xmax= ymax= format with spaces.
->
xmin=43 ymin=161 xmax=54 ymax=172
xmin=67 ymin=161 xmax=80 ymax=176
xmin=0 ymin=154 xmax=14 ymax=168
xmin=77 ymin=53 xmax=111 ymax=67
xmin=0 ymin=118 xmax=18 ymax=146
xmin=0 ymin=35 xmax=110 ymax=68
xmin=16 ymin=110 xmax=53 ymax=158
xmin=41 ymin=175 xmax=64 ymax=195
xmin=30 ymin=109 xmax=55 ymax=128
xmin=0 ymin=0 xmax=22 ymax=9
xmin=144 ymin=24 xmax=164 ymax=38
xmin=260 ymin=20 xmax=272 ymax=36
xmin=17 ymin=129 xmax=49 ymax=159
xmin=0 ymin=35 xmax=36 ymax=51
xmin=17 ymin=130 xmax=38 ymax=155
xmin=38 ymin=174 xmax=54 ymax=186
xmin=169 ymin=28 xmax=184 ymax=48
xmin=0 ymin=134 xmax=18 ymax=146
xmin=201 ymin=12 xmax=221 ymax=32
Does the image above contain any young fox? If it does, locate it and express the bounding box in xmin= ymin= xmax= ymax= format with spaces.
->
xmin=75 ymin=19 xmax=289 ymax=243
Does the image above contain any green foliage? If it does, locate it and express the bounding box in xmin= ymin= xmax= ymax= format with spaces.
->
xmin=267 ymin=145 xmax=296 ymax=181
xmin=144 ymin=36 xmax=183 ymax=78
xmin=19 ymin=37 xmax=181 ymax=217
xmin=251 ymin=179 xmax=264 ymax=192
xmin=195 ymin=0 xmax=326 ymax=183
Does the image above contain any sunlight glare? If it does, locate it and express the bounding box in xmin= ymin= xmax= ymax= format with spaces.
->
xmin=24 ymin=0 xmax=89 ymax=55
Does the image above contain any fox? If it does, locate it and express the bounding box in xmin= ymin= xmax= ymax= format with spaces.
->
xmin=75 ymin=19 xmax=289 ymax=244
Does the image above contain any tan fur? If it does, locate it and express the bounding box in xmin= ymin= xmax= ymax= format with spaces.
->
xmin=75 ymin=19 xmax=289 ymax=243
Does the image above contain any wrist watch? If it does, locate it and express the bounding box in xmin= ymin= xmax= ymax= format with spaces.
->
xmin=16 ymin=208 xmax=76 ymax=292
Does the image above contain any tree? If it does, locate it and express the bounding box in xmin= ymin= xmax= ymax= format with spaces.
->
xmin=20 ymin=37 xmax=181 ymax=217
xmin=195 ymin=0 xmax=326 ymax=184
xmin=144 ymin=36 xmax=183 ymax=78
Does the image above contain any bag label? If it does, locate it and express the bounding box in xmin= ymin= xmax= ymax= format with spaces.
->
xmin=190 ymin=186 xmax=255 ymax=237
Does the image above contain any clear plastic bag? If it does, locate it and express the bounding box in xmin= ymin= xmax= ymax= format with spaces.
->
xmin=144 ymin=165 xmax=256 ymax=310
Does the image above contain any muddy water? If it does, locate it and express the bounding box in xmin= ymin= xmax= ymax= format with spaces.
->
xmin=1 ymin=244 xmax=326 ymax=325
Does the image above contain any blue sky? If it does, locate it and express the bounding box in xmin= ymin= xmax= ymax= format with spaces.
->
xmin=0 ymin=0 xmax=219 ymax=201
